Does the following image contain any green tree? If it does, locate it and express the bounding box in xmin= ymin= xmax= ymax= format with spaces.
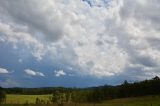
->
xmin=51 ymin=92 xmax=58 ymax=103
xmin=0 ymin=87 xmax=6 ymax=104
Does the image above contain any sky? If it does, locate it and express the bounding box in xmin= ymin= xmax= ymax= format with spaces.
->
xmin=0 ymin=0 xmax=160 ymax=88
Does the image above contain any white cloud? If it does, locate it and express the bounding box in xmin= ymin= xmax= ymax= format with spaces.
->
xmin=24 ymin=69 xmax=45 ymax=77
xmin=0 ymin=67 xmax=9 ymax=74
xmin=0 ymin=22 xmax=46 ymax=61
xmin=36 ymin=72 xmax=45 ymax=77
xmin=0 ymin=0 xmax=160 ymax=79
xmin=54 ymin=70 xmax=66 ymax=77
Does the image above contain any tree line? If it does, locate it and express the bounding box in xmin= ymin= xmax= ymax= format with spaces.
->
xmin=1 ymin=76 xmax=160 ymax=104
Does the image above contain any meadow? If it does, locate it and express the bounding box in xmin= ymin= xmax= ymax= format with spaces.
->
xmin=6 ymin=94 xmax=52 ymax=104
xmin=2 ymin=94 xmax=160 ymax=106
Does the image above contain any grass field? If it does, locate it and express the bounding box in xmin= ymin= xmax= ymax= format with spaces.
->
xmin=3 ymin=94 xmax=160 ymax=106
xmin=6 ymin=94 xmax=52 ymax=104
xmin=102 ymin=95 xmax=160 ymax=106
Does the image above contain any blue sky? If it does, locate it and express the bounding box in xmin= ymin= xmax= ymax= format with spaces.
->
xmin=0 ymin=0 xmax=160 ymax=87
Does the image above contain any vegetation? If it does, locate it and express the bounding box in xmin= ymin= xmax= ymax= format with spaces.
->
xmin=0 ymin=76 xmax=160 ymax=105
xmin=0 ymin=87 xmax=6 ymax=104
xmin=6 ymin=94 xmax=51 ymax=104
xmin=2 ymin=95 xmax=160 ymax=106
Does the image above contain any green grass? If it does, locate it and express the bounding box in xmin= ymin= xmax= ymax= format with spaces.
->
xmin=103 ymin=95 xmax=160 ymax=106
xmin=6 ymin=94 xmax=52 ymax=104
xmin=3 ymin=95 xmax=160 ymax=106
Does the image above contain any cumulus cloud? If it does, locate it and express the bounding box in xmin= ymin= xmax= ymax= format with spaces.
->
xmin=0 ymin=0 xmax=64 ymax=42
xmin=0 ymin=67 xmax=9 ymax=74
xmin=54 ymin=70 xmax=66 ymax=77
xmin=24 ymin=69 xmax=45 ymax=77
xmin=0 ymin=0 xmax=160 ymax=79
xmin=116 ymin=0 xmax=160 ymax=69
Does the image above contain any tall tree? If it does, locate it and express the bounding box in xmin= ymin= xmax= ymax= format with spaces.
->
xmin=0 ymin=87 xmax=6 ymax=104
